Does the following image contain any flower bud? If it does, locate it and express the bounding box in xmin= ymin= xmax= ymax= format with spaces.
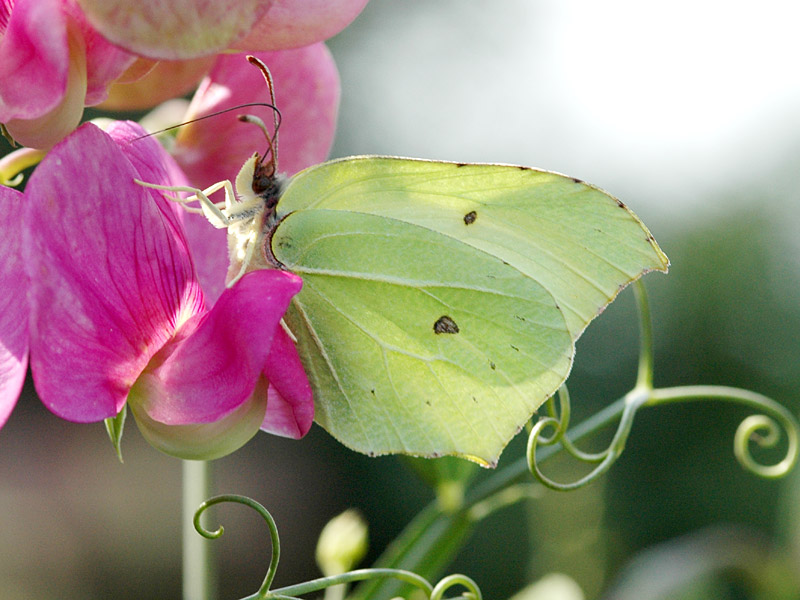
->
xmin=315 ymin=509 xmax=369 ymax=576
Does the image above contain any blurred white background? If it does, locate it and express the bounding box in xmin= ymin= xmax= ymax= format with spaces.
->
xmin=330 ymin=0 xmax=800 ymax=223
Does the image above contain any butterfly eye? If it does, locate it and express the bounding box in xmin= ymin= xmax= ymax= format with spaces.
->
xmin=252 ymin=159 xmax=276 ymax=195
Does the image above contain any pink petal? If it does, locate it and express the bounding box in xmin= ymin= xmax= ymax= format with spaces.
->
xmin=57 ymin=1 xmax=139 ymax=106
xmin=261 ymin=326 xmax=314 ymax=439
xmin=236 ymin=0 xmax=370 ymax=51
xmin=180 ymin=213 xmax=229 ymax=307
xmin=106 ymin=119 xmax=192 ymax=226
xmin=81 ymin=29 xmax=137 ymax=106
xmin=0 ymin=0 xmax=69 ymax=120
xmin=173 ymin=46 xmax=339 ymax=303
xmin=132 ymin=269 xmax=303 ymax=425
xmin=24 ymin=123 xmax=204 ymax=423
xmin=0 ymin=184 xmax=28 ymax=428
xmin=2 ymin=37 xmax=86 ymax=149
xmin=112 ymin=119 xmax=231 ymax=304
xmin=74 ymin=0 xmax=273 ymax=60
xmin=175 ymin=45 xmax=340 ymax=188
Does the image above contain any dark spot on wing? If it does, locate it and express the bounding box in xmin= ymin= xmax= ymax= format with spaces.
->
xmin=489 ymin=361 xmax=496 ymax=370
xmin=463 ymin=210 xmax=477 ymax=225
xmin=425 ymin=400 xmax=432 ymax=406
xmin=456 ymin=162 xmax=468 ymax=168
xmin=433 ymin=315 xmax=459 ymax=334
xmin=510 ymin=344 xmax=519 ymax=351
xmin=616 ymin=199 xmax=627 ymax=209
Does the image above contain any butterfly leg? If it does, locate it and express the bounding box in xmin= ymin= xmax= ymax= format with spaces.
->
xmin=226 ymin=226 xmax=259 ymax=287
xmin=135 ymin=179 xmax=236 ymax=229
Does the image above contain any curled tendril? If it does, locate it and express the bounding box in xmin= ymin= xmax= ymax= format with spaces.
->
xmin=649 ymin=385 xmax=799 ymax=479
xmin=526 ymin=384 xmax=649 ymax=491
xmin=525 ymin=280 xmax=799 ymax=490
xmin=194 ymin=494 xmax=281 ymax=598
xmin=736 ymin=415 xmax=794 ymax=478
xmin=431 ymin=574 xmax=482 ymax=600
xmin=194 ymin=494 xmax=483 ymax=600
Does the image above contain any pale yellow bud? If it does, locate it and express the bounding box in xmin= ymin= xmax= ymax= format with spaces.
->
xmin=315 ymin=509 xmax=369 ymax=576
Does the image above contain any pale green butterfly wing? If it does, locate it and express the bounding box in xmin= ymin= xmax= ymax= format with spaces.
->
xmin=272 ymin=209 xmax=571 ymax=464
xmin=270 ymin=157 xmax=668 ymax=465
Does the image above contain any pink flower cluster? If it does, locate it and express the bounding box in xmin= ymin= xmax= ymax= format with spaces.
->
xmin=0 ymin=0 xmax=366 ymax=148
xmin=0 ymin=0 xmax=360 ymax=458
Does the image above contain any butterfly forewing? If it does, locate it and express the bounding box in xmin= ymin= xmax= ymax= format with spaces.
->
xmin=277 ymin=157 xmax=669 ymax=339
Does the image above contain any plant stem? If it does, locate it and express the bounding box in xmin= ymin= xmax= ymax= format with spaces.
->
xmin=183 ymin=460 xmax=216 ymax=600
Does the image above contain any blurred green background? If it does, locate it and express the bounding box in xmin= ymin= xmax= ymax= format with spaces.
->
xmin=3 ymin=1 xmax=800 ymax=598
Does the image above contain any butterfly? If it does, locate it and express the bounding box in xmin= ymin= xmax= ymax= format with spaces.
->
xmin=147 ymin=57 xmax=669 ymax=467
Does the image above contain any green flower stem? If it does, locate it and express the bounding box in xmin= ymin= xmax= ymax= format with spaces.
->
xmin=183 ymin=460 xmax=216 ymax=600
xmin=268 ymin=568 xmax=434 ymax=600
xmin=633 ymin=279 xmax=654 ymax=391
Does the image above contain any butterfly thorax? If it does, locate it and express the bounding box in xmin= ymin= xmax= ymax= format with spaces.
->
xmin=225 ymin=153 xmax=287 ymax=282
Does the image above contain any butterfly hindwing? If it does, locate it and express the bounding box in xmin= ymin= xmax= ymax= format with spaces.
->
xmin=273 ymin=208 xmax=571 ymax=464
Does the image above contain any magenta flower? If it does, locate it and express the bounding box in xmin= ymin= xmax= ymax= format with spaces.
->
xmin=1 ymin=121 xmax=313 ymax=458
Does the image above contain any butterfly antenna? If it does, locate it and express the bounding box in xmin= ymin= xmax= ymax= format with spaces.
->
xmin=246 ymin=55 xmax=281 ymax=171
xmin=130 ymin=102 xmax=280 ymax=142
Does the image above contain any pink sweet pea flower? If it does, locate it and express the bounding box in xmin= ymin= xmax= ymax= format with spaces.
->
xmin=4 ymin=120 xmax=313 ymax=458
xmin=172 ymin=46 xmax=340 ymax=303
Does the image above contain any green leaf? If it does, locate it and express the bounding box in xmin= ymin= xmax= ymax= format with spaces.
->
xmin=104 ymin=405 xmax=127 ymax=463
xmin=269 ymin=157 xmax=669 ymax=466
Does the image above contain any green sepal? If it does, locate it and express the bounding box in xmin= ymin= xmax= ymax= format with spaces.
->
xmin=104 ymin=405 xmax=127 ymax=463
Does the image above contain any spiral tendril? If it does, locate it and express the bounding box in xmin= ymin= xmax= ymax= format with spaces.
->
xmin=649 ymin=386 xmax=799 ymax=479
xmin=194 ymin=494 xmax=281 ymax=596
xmin=194 ymin=495 xmax=483 ymax=600
xmin=525 ymin=281 xmax=799 ymax=490
xmin=526 ymin=385 xmax=650 ymax=491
